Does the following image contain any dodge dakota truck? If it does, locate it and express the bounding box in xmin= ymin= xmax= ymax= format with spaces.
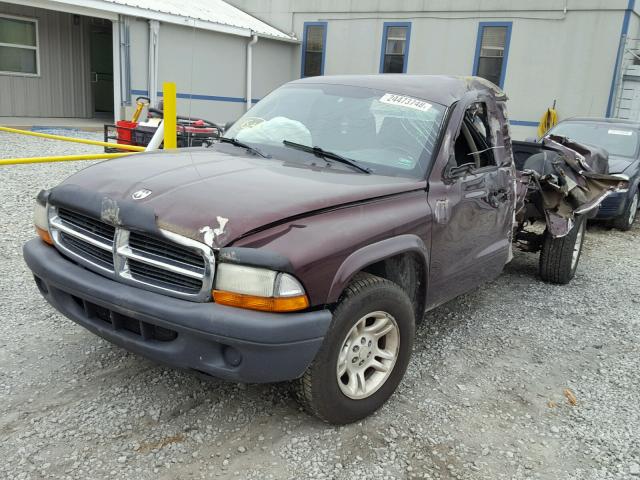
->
xmin=24 ymin=75 xmax=626 ymax=424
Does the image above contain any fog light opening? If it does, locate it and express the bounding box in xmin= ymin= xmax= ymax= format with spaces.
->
xmin=222 ymin=345 xmax=242 ymax=367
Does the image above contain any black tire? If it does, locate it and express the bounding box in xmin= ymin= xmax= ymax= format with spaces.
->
xmin=539 ymin=215 xmax=586 ymax=284
xmin=294 ymin=273 xmax=415 ymax=424
xmin=611 ymin=190 xmax=639 ymax=231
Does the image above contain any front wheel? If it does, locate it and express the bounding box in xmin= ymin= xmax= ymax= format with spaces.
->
xmin=294 ymin=273 xmax=415 ymax=424
xmin=611 ymin=190 xmax=639 ymax=231
xmin=539 ymin=215 xmax=586 ymax=284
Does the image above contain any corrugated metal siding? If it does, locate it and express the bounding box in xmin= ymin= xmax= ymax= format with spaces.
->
xmin=0 ymin=2 xmax=92 ymax=117
xmin=125 ymin=22 xmax=295 ymax=124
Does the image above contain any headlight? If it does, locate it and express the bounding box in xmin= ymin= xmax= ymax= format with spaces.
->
xmin=212 ymin=263 xmax=309 ymax=312
xmin=34 ymin=200 xmax=53 ymax=245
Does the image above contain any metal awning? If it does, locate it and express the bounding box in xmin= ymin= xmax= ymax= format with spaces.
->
xmin=2 ymin=0 xmax=297 ymax=42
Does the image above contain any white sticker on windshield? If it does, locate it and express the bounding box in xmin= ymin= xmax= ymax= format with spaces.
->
xmin=380 ymin=93 xmax=432 ymax=112
xmin=608 ymin=129 xmax=633 ymax=136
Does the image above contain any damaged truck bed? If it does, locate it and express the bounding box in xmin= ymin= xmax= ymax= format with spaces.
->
xmin=513 ymin=135 xmax=628 ymax=282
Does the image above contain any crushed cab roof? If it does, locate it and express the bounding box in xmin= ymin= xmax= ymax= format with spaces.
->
xmin=292 ymin=74 xmax=505 ymax=107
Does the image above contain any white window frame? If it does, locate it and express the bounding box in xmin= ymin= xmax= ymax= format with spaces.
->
xmin=0 ymin=13 xmax=40 ymax=77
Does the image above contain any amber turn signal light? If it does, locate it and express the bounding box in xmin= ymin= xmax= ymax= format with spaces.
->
xmin=212 ymin=290 xmax=309 ymax=312
xmin=36 ymin=226 xmax=53 ymax=245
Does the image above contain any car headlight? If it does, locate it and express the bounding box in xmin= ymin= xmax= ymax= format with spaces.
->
xmin=212 ymin=263 xmax=309 ymax=312
xmin=34 ymin=199 xmax=52 ymax=245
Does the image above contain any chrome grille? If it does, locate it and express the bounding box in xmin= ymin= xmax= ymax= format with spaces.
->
xmin=48 ymin=207 xmax=215 ymax=301
xmin=128 ymin=259 xmax=204 ymax=293
xmin=58 ymin=208 xmax=116 ymax=242
xmin=60 ymin=231 xmax=114 ymax=269
xmin=53 ymin=208 xmax=115 ymax=273
xmin=129 ymin=232 xmax=204 ymax=270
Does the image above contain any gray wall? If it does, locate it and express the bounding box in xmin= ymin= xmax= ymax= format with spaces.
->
xmin=227 ymin=0 xmax=639 ymax=139
xmin=0 ymin=2 xmax=92 ymax=117
xmin=128 ymin=17 xmax=149 ymax=107
xmin=125 ymin=20 xmax=297 ymax=124
xmin=0 ymin=3 xmax=297 ymax=123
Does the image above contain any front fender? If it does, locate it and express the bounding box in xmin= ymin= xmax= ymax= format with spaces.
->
xmin=228 ymin=190 xmax=432 ymax=308
xmin=326 ymin=234 xmax=429 ymax=304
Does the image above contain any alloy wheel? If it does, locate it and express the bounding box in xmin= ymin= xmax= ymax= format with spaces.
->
xmin=336 ymin=311 xmax=400 ymax=400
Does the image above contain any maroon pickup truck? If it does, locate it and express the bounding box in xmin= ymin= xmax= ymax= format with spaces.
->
xmin=24 ymin=75 xmax=626 ymax=424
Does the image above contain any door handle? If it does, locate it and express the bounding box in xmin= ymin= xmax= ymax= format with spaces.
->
xmin=434 ymin=199 xmax=451 ymax=224
xmin=91 ymin=72 xmax=98 ymax=83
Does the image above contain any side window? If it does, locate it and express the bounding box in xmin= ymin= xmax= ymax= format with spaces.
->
xmin=473 ymin=23 xmax=511 ymax=88
xmin=453 ymin=102 xmax=497 ymax=169
xmin=301 ymin=22 xmax=327 ymax=78
xmin=380 ymin=23 xmax=411 ymax=73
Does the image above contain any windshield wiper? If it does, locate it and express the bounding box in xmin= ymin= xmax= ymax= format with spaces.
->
xmin=220 ymin=137 xmax=270 ymax=158
xmin=282 ymin=140 xmax=371 ymax=174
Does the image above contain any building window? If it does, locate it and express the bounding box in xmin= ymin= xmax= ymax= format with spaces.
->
xmin=380 ymin=22 xmax=411 ymax=74
xmin=0 ymin=14 xmax=39 ymax=76
xmin=301 ymin=22 xmax=327 ymax=78
xmin=472 ymin=22 xmax=512 ymax=88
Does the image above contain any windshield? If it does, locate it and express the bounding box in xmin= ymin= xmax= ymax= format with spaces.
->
xmin=549 ymin=121 xmax=639 ymax=158
xmin=224 ymin=83 xmax=446 ymax=177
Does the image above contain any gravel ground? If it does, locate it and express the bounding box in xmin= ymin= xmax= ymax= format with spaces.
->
xmin=1 ymin=132 xmax=639 ymax=480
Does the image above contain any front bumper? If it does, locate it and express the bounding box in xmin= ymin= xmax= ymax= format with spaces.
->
xmin=23 ymin=239 xmax=332 ymax=383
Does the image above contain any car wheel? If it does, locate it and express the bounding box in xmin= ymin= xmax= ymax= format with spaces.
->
xmin=612 ymin=190 xmax=639 ymax=231
xmin=294 ymin=273 xmax=415 ymax=424
xmin=539 ymin=215 xmax=586 ymax=285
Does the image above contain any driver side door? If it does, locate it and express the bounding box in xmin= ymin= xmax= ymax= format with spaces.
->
xmin=426 ymin=100 xmax=515 ymax=308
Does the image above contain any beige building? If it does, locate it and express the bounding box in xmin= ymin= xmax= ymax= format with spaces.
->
xmin=227 ymin=0 xmax=640 ymax=138
xmin=2 ymin=0 xmax=640 ymax=138
xmin=0 ymin=0 xmax=298 ymax=123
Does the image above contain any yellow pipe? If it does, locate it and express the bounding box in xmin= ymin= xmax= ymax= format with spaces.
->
xmin=0 ymin=152 xmax=135 ymax=166
xmin=131 ymin=98 xmax=148 ymax=122
xmin=163 ymin=82 xmax=177 ymax=149
xmin=0 ymin=126 xmax=146 ymax=152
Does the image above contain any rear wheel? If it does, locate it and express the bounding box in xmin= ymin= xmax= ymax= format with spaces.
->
xmin=611 ymin=190 xmax=639 ymax=231
xmin=294 ymin=273 xmax=415 ymax=424
xmin=539 ymin=215 xmax=586 ymax=284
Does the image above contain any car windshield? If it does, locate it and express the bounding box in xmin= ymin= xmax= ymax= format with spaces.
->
xmin=223 ymin=83 xmax=446 ymax=177
xmin=549 ymin=121 xmax=639 ymax=158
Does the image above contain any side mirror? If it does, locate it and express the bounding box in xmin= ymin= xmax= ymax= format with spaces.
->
xmin=524 ymin=136 xmax=539 ymax=143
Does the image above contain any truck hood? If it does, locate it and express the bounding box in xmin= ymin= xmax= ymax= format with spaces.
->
xmin=607 ymin=155 xmax=636 ymax=174
xmin=58 ymin=146 xmax=425 ymax=247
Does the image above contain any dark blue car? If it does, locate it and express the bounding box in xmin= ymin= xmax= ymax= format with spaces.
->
xmin=547 ymin=117 xmax=640 ymax=230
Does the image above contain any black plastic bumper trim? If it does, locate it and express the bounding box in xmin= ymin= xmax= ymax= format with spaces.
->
xmin=23 ymin=239 xmax=332 ymax=383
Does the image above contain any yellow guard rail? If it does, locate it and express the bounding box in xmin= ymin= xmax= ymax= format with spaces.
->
xmin=0 ymin=153 xmax=133 ymax=166
xmin=0 ymin=126 xmax=145 ymax=152
xmin=0 ymin=81 xmax=178 ymax=165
